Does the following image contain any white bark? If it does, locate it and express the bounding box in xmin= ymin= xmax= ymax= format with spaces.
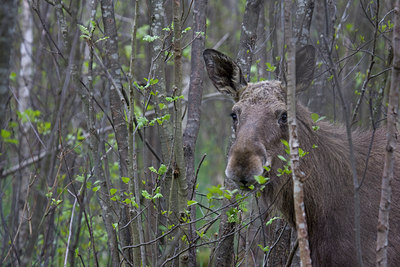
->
xmin=16 ymin=2 xmax=33 ymax=264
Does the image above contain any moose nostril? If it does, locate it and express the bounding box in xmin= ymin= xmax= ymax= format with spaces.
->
xmin=239 ymin=178 xmax=249 ymax=186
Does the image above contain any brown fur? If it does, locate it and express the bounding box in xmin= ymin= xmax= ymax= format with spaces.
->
xmin=203 ymin=49 xmax=400 ymax=266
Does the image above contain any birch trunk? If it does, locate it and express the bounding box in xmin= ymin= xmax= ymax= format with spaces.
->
xmin=16 ymin=1 xmax=33 ymax=265
xmin=284 ymin=0 xmax=312 ymax=266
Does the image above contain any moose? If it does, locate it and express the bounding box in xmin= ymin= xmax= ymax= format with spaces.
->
xmin=203 ymin=47 xmax=400 ymax=266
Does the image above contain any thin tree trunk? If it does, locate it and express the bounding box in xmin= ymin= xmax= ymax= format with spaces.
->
xmin=236 ymin=0 xmax=262 ymax=81
xmin=269 ymin=0 xmax=280 ymax=79
xmin=16 ymin=1 xmax=34 ymax=264
xmin=99 ymin=0 xmax=133 ymax=264
xmin=127 ymin=0 xmax=147 ymax=265
xmin=376 ymin=1 xmax=400 ymax=265
xmin=172 ymin=1 xmax=188 ymax=265
xmin=295 ymin=0 xmax=315 ymax=47
xmin=284 ymin=0 xmax=312 ymax=266
xmin=148 ymin=1 xmax=171 ymax=264
xmin=40 ymin=1 xmax=80 ymax=264
xmin=213 ymin=180 xmax=236 ymax=267
xmin=183 ymin=0 xmax=208 ymax=266
xmin=0 ymin=0 xmax=17 ymax=128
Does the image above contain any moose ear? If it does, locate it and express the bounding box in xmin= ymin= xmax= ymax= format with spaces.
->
xmin=296 ymin=45 xmax=316 ymax=92
xmin=203 ymin=49 xmax=247 ymax=101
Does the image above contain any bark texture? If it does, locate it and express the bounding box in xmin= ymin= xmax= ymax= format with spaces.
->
xmin=0 ymin=0 xmax=17 ymax=128
xmin=376 ymin=1 xmax=400 ymax=265
xmin=99 ymin=0 xmax=130 ymax=264
xmin=236 ymin=0 xmax=262 ymax=81
xmin=183 ymin=0 xmax=208 ymax=265
xmin=284 ymin=1 xmax=312 ymax=266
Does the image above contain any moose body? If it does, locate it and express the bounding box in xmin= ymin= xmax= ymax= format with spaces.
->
xmin=203 ymin=48 xmax=400 ymax=266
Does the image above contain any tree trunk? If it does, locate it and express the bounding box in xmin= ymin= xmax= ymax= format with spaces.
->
xmin=0 ymin=0 xmax=17 ymax=129
xmin=284 ymin=0 xmax=312 ymax=266
xmin=182 ymin=0 xmax=208 ymax=266
xmin=16 ymin=1 xmax=34 ymax=265
xmin=376 ymin=1 xmax=400 ymax=265
xmin=295 ymin=0 xmax=315 ymax=47
xmin=99 ymin=0 xmax=134 ymax=265
xmin=236 ymin=0 xmax=262 ymax=81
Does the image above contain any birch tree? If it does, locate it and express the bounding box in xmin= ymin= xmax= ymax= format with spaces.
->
xmin=15 ymin=1 xmax=33 ymax=265
xmin=284 ymin=0 xmax=312 ymax=266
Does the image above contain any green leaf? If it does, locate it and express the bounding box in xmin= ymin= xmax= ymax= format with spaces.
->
xmin=137 ymin=116 xmax=149 ymax=129
xmin=1 ymin=129 xmax=11 ymax=139
xmin=75 ymin=175 xmax=84 ymax=183
xmin=277 ymin=155 xmax=287 ymax=162
xmin=153 ymin=193 xmax=163 ymax=199
xmin=121 ymin=177 xmax=130 ymax=184
xmin=78 ymin=24 xmax=90 ymax=35
xmin=266 ymin=216 xmax=280 ymax=226
xmin=165 ymin=95 xmax=184 ymax=102
xmin=110 ymin=188 xmax=117 ymax=196
xmin=299 ymin=148 xmax=309 ymax=158
xmin=143 ymin=35 xmax=159 ymax=42
xmin=226 ymin=207 xmax=239 ymax=223
xmin=258 ymin=244 xmax=270 ymax=252
xmin=92 ymin=186 xmax=100 ymax=192
xmin=265 ymin=62 xmax=276 ymax=72
xmin=280 ymin=139 xmax=289 ymax=148
xmin=223 ymin=193 xmax=232 ymax=200
xmin=195 ymin=230 xmax=204 ymax=238
xmin=311 ymin=113 xmax=326 ymax=123
xmin=311 ymin=113 xmax=319 ymax=123
xmin=158 ymin=164 xmax=167 ymax=175
xmin=254 ymin=175 xmax=269 ymax=185
xmin=80 ymin=34 xmax=90 ymax=40
xmin=187 ymin=200 xmax=198 ymax=206
xmin=9 ymin=72 xmax=17 ymax=82
xmin=207 ymin=185 xmax=224 ymax=196
xmin=8 ymin=121 xmax=18 ymax=128
xmin=182 ymin=26 xmax=191 ymax=33
xmin=345 ymin=23 xmax=354 ymax=31
xmin=95 ymin=36 xmax=109 ymax=43
xmin=142 ymin=190 xmax=152 ymax=200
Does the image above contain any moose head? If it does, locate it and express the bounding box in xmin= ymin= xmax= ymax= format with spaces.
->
xmin=203 ymin=46 xmax=315 ymax=187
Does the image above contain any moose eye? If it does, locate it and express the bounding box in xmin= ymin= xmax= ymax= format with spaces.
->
xmin=230 ymin=112 xmax=238 ymax=123
xmin=279 ymin=112 xmax=288 ymax=124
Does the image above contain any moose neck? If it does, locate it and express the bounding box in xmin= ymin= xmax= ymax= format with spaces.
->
xmin=265 ymin=103 xmax=354 ymax=229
